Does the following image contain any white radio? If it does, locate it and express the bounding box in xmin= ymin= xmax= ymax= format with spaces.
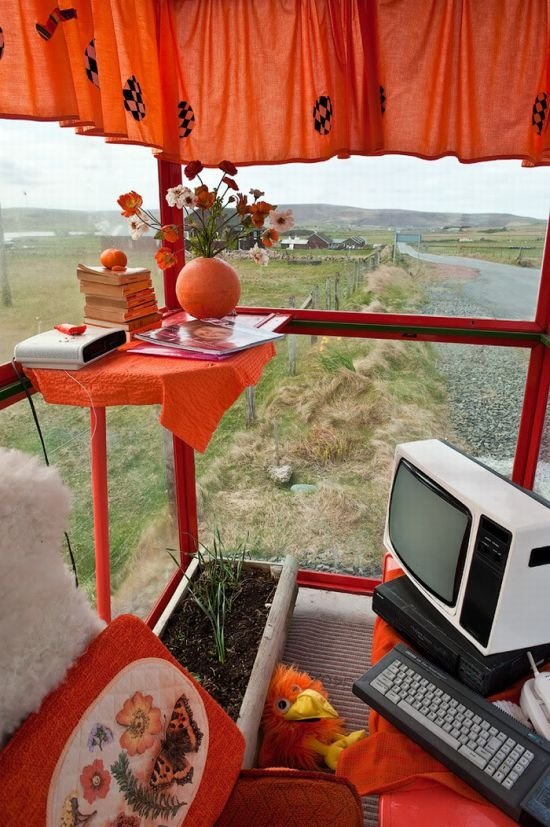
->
xmin=14 ymin=326 xmax=127 ymax=370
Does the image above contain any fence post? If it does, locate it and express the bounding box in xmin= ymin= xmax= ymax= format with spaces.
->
xmin=287 ymin=295 xmax=297 ymax=376
xmin=334 ymin=272 xmax=340 ymax=310
xmin=325 ymin=278 xmax=331 ymax=309
xmin=245 ymin=385 xmax=256 ymax=424
xmin=311 ymin=286 xmax=318 ymax=346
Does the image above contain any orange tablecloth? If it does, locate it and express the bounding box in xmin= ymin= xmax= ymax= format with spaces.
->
xmin=26 ymin=342 xmax=275 ymax=452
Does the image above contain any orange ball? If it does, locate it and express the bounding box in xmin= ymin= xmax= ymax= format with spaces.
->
xmin=100 ymin=248 xmax=128 ymax=270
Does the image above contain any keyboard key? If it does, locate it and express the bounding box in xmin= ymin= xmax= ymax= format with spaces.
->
xmin=398 ymin=699 xmax=460 ymax=750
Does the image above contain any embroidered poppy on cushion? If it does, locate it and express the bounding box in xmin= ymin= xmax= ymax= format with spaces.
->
xmin=0 ymin=615 xmax=245 ymax=826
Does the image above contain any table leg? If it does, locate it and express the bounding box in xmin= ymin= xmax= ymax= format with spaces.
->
xmin=90 ymin=406 xmax=111 ymax=622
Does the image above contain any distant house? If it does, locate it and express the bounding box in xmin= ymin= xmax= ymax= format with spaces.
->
xmin=307 ymin=232 xmax=331 ymax=249
xmin=280 ymin=235 xmax=309 ymax=250
xmin=330 ymin=236 xmax=366 ymax=250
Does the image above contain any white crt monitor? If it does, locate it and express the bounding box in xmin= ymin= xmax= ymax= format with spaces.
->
xmin=383 ymin=439 xmax=550 ymax=656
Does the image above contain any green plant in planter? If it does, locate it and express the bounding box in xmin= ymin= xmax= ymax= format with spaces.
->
xmin=168 ymin=530 xmax=250 ymax=664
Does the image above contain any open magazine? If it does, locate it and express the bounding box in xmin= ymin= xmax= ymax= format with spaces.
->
xmin=134 ymin=318 xmax=284 ymax=356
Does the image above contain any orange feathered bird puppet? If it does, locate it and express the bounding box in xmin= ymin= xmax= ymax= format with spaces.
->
xmin=258 ymin=664 xmax=365 ymax=771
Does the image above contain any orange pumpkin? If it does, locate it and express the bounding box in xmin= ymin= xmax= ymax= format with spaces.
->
xmin=175 ymin=257 xmax=241 ymax=319
xmin=100 ymin=248 xmax=127 ymax=269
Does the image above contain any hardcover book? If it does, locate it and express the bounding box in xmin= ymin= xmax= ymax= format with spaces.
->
xmin=135 ymin=319 xmax=284 ymax=356
xmin=77 ymin=262 xmax=150 ymax=286
xmin=84 ymin=311 xmax=161 ymax=332
xmin=78 ymin=278 xmax=153 ymax=297
xmin=84 ymin=300 xmax=158 ymax=322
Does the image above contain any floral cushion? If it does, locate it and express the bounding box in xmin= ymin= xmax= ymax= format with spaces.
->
xmin=47 ymin=658 xmax=209 ymax=825
xmin=0 ymin=615 xmax=244 ymax=826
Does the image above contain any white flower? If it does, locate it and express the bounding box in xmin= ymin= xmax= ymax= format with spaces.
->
xmin=250 ymin=243 xmax=269 ymax=266
xmin=165 ymin=185 xmax=194 ymax=209
xmin=127 ymin=216 xmax=147 ymax=240
xmin=268 ymin=208 xmax=295 ymax=233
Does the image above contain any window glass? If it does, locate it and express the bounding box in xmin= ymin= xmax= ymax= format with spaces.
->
xmin=0 ymin=120 xmax=164 ymax=364
xmin=196 ymin=334 xmax=529 ymax=579
xmin=0 ymin=395 xmax=179 ymax=618
xmin=533 ymin=408 xmax=550 ymax=502
xmin=230 ymin=155 xmax=549 ymax=320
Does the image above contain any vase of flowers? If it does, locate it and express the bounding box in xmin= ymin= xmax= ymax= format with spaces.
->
xmin=117 ymin=161 xmax=295 ymax=319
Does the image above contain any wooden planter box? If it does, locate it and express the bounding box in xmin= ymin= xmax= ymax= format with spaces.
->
xmin=153 ymin=554 xmax=299 ymax=768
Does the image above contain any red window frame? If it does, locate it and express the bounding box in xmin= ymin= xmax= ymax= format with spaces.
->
xmin=2 ymin=159 xmax=549 ymax=620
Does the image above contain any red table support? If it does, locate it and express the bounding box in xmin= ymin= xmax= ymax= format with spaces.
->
xmin=25 ymin=342 xmax=275 ymax=622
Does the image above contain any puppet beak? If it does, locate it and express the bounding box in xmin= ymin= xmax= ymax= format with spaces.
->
xmin=284 ymin=689 xmax=339 ymax=722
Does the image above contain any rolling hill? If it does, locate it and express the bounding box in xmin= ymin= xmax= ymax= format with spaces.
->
xmin=1 ymin=205 xmax=544 ymax=235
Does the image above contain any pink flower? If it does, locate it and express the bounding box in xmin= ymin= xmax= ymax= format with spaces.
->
xmin=166 ymin=185 xmax=194 ymax=209
xmin=250 ymin=243 xmax=269 ymax=266
xmin=80 ymin=759 xmax=111 ymax=804
xmin=127 ymin=216 xmax=147 ymax=240
xmin=268 ymin=208 xmax=295 ymax=233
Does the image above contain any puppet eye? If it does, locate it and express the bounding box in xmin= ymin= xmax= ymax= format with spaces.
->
xmin=276 ymin=698 xmax=291 ymax=712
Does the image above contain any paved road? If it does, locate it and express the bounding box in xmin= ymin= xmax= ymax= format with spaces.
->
xmin=398 ymin=243 xmax=540 ymax=320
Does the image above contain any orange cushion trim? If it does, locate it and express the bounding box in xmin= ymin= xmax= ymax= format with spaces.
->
xmin=215 ymin=768 xmax=364 ymax=827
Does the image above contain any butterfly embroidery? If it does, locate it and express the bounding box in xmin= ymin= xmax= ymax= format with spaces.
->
xmin=149 ymin=693 xmax=203 ymax=788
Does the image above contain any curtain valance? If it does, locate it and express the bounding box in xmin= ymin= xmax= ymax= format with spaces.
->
xmin=0 ymin=0 xmax=548 ymax=166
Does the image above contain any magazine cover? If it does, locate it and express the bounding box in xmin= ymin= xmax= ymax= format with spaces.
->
xmin=135 ymin=319 xmax=284 ymax=356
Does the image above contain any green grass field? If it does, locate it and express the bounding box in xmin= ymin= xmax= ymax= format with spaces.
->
xmin=0 ymin=232 xmax=517 ymax=613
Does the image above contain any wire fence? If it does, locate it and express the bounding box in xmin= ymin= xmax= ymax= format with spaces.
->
xmin=245 ymin=250 xmax=381 ymax=422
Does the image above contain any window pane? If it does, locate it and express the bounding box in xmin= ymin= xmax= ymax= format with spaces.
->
xmin=228 ymin=155 xmax=548 ymax=319
xmin=196 ymin=335 xmax=529 ymax=578
xmin=0 ymin=120 xmax=164 ymax=364
xmin=0 ymin=397 xmax=178 ymax=619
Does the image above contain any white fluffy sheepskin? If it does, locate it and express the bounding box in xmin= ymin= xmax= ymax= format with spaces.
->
xmin=0 ymin=448 xmax=105 ymax=745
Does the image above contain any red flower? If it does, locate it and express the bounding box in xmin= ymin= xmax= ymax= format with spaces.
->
xmin=117 ymin=191 xmax=143 ymax=217
xmin=160 ymin=224 xmax=180 ymax=243
xmin=222 ymin=176 xmax=239 ymax=191
xmin=194 ymin=184 xmax=216 ymax=210
xmin=219 ymin=160 xmax=238 ymax=176
xmin=235 ymin=193 xmax=250 ymax=216
xmin=262 ymin=227 xmax=280 ymax=247
xmin=80 ymin=759 xmax=111 ymax=805
xmin=249 ymin=200 xmax=275 ymax=228
xmin=155 ymin=247 xmax=177 ymax=270
xmin=184 ymin=160 xmax=204 ymax=180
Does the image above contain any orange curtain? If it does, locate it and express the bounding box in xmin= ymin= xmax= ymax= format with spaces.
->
xmin=375 ymin=0 xmax=550 ymax=165
xmin=0 ymin=0 xmax=548 ymax=165
xmin=0 ymin=0 xmax=165 ymax=149
xmin=156 ymin=0 xmax=383 ymax=166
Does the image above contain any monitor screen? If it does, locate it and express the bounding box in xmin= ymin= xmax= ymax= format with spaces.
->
xmin=388 ymin=458 xmax=472 ymax=605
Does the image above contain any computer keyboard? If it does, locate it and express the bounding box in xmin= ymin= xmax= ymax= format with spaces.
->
xmin=353 ymin=643 xmax=550 ymax=825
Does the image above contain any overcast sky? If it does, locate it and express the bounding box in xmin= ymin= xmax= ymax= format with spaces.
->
xmin=1 ymin=119 xmax=549 ymax=220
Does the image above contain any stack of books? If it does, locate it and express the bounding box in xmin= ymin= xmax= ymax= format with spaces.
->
xmin=77 ymin=262 xmax=161 ymax=332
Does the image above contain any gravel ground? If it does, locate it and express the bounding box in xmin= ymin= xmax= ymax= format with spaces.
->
xmin=421 ymin=280 xmax=550 ymax=498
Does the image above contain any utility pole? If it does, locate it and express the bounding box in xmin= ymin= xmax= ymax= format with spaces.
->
xmin=0 ymin=204 xmax=13 ymax=307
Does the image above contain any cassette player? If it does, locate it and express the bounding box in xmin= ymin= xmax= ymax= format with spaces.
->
xmin=14 ymin=326 xmax=126 ymax=370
